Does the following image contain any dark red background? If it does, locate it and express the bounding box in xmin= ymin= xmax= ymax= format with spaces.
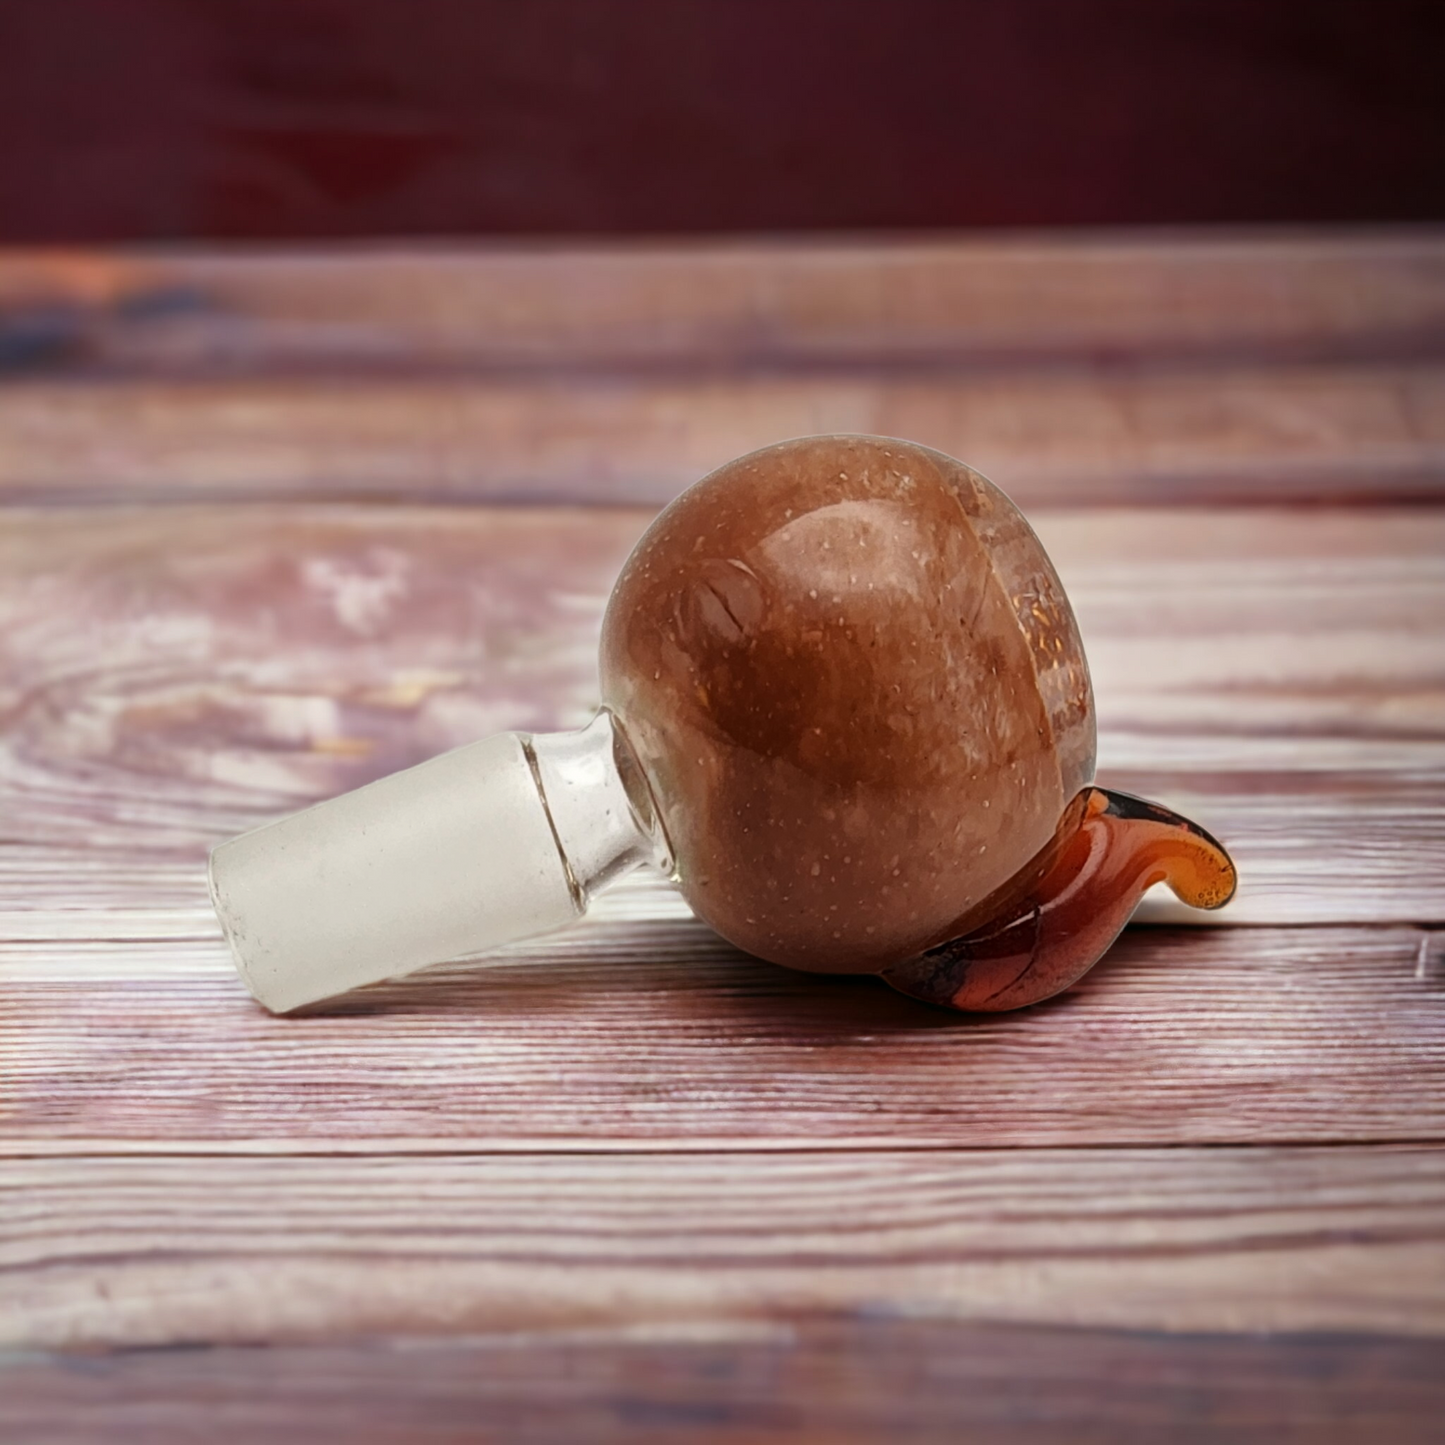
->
xmin=1 ymin=0 xmax=1441 ymax=242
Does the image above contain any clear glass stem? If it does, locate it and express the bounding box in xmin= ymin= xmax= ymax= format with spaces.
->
xmin=527 ymin=710 xmax=673 ymax=903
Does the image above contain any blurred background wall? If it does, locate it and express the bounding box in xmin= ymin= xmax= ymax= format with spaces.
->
xmin=1 ymin=0 xmax=1441 ymax=243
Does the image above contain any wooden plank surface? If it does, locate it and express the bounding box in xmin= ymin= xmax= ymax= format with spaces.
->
xmin=4 ymin=235 xmax=1444 ymax=374
xmin=4 ymin=925 xmax=1441 ymax=1151
xmin=1 ymin=365 xmax=1441 ymax=506
xmin=4 ymin=233 xmax=1443 ymax=1440
xmin=2 ymin=234 xmax=1443 ymax=508
xmin=7 ymin=1148 xmax=1445 ymax=1347
xmin=8 ymin=1320 xmax=1444 ymax=1445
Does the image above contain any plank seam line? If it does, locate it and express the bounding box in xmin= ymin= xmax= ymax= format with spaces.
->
xmin=4 ymin=1137 xmax=1443 ymax=1163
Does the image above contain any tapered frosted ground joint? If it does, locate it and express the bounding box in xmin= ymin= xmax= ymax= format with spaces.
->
xmin=209 ymin=712 xmax=666 ymax=1013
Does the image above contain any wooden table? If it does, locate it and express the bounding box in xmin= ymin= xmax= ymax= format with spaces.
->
xmin=2 ymin=232 xmax=1443 ymax=1442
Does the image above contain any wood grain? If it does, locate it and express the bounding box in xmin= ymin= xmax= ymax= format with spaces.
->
xmin=3 ymin=925 xmax=1441 ymax=1150
xmin=6 ymin=1148 xmax=1445 ymax=1347
xmin=5 ymin=236 xmax=1444 ymax=1438
xmin=0 ymin=506 xmax=1439 ymax=926
xmin=1 ymin=364 xmax=1441 ymax=506
xmin=3 ymin=235 xmax=1443 ymax=375
xmin=7 ymin=1319 xmax=1444 ymax=1445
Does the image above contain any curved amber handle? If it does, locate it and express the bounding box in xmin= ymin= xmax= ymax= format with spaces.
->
xmin=882 ymin=788 xmax=1237 ymax=1013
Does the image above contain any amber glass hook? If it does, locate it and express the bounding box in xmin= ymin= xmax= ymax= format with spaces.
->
xmin=883 ymin=788 xmax=1237 ymax=1012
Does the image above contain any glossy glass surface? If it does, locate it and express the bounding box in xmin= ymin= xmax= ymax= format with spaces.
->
xmin=600 ymin=435 xmax=1096 ymax=973
xmin=883 ymin=787 xmax=1238 ymax=1011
